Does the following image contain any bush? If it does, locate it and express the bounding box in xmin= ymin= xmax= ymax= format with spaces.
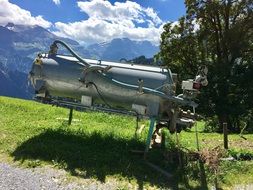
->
xmin=204 ymin=116 xmax=220 ymax=132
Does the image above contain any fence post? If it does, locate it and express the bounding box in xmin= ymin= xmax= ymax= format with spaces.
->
xmin=68 ymin=108 xmax=73 ymax=125
xmin=223 ymin=122 xmax=228 ymax=149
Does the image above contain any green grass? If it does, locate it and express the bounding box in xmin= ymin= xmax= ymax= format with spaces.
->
xmin=179 ymin=122 xmax=253 ymax=153
xmin=0 ymin=96 xmax=253 ymax=189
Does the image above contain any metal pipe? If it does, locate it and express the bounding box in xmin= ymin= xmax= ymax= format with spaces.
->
xmin=144 ymin=118 xmax=156 ymax=158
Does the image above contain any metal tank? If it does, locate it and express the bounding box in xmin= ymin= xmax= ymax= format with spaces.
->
xmin=29 ymin=40 xmax=208 ymax=150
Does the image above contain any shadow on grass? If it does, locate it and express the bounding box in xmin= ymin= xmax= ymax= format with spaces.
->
xmin=11 ymin=127 xmax=208 ymax=189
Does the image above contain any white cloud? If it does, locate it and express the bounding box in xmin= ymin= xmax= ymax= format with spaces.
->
xmin=53 ymin=0 xmax=164 ymax=45
xmin=52 ymin=0 xmax=60 ymax=5
xmin=0 ymin=0 xmax=51 ymax=28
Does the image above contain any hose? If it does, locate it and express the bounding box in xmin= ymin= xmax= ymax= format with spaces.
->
xmin=51 ymin=40 xmax=90 ymax=66
xmin=87 ymin=82 xmax=112 ymax=108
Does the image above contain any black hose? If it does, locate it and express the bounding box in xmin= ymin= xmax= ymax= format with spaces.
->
xmin=87 ymin=82 xmax=112 ymax=108
xmin=52 ymin=40 xmax=90 ymax=66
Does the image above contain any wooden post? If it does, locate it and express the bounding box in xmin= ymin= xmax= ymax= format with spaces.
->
xmin=223 ymin=122 xmax=228 ymax=149
xmin=68 ymin=108 xmax=73 ymax=125
xmin=194 ymin=122 xmax=200 ymax=151
xmin=193 ymin=106 xmax=200 ymax=151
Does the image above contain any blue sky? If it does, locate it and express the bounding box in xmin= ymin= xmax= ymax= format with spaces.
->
xmin=0 ymin=0 xmax=186 ymax=45
xmin=8 ymin=0 xmax=185 ymax=23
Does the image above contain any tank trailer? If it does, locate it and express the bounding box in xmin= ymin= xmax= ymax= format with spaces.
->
xmin=29 ymin=40 xmax=208 ymax=152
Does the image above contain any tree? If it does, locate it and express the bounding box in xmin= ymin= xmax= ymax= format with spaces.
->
xmin=130 ymin=55 xmax=155 ymax=65
xmin=157 ymin=0 xmax=253 ymax=131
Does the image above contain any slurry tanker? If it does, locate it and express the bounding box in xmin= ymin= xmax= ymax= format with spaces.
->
xmin=29 ymin=40 xmax=208 ymax=152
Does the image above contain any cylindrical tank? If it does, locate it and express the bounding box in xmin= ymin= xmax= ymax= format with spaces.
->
xmin=29 ymin=40 xmax=199 ymax=133
xmin=30 ymin=53 xmax=176 ymax=117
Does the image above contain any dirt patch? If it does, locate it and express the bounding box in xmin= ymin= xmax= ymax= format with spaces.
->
xmin=201 ymin=137 xmax=253 ymax=151
xmin=229 ymin=139 xmax=253 ymax=151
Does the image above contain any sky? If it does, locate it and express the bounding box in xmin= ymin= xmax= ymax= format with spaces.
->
xmin=0 ymin=0 xmax=186 ymax=45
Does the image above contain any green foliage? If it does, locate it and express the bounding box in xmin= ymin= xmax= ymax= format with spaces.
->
xmin=228 ymin=149 xmax=253 ymax=160
xmin=218 ymin=161 xmax=253 ymax=187
xmin=129 ymin=55 xmax=155 ymax=65
xmin=204 ymin=116 xmax=220 ymax=132
xmin=157 ymin=0 xmax=253 ymax=132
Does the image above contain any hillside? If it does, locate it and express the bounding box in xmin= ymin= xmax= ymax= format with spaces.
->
xmin=0 ymin=96 xmax=253 ymax=189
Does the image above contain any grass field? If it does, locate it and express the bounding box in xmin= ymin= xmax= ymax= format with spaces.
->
xmin=0 ymin=96 xmax=253 ymax=189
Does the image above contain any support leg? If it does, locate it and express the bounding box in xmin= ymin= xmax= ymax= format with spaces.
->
xmin=68 ymin=108 xmax=73 ymax=125
xmin=144 ymin=117 xmax=155 ymax=159
xmin=143 ymin=118 xmax=174 ymax=178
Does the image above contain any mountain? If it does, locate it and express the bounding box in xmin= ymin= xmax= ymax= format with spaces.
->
xmin=88 ymin=38 xmax=159 ymax=61
xmin=0 ymin=23 xmax=91 ymax=99
xmin=0 ymin=23 xmax=159 ymax=99
xmin=0 ymin=61 xmax=32 ymax=99
xmin=0 ymin=23 xmax=90 ymax=73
